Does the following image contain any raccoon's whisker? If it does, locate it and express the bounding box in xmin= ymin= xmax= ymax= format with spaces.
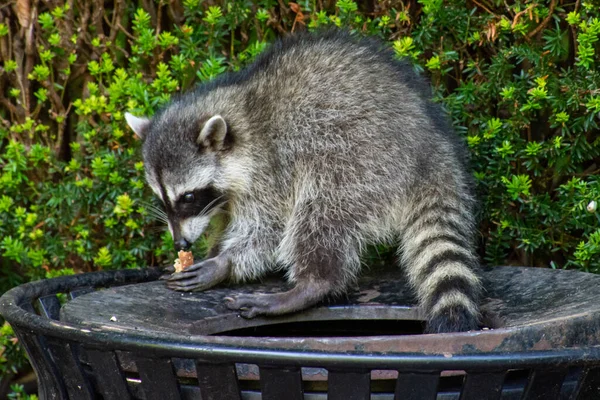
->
xmin=146 ymin=209 xmax=169 ymax=224
xmin=147 ymin=225 xmax=168 ymax=234
xmin=144 ymin=203 xmax=169 ymax=223
xmin=146 ymin=203 xmax=168 ymax=218
xmin=142 ymin=200 xmax=165 ymax=210
xmin=147 ymin=211 xmax=168 ymax=221
xmin=216 ymin=204 xmax=231 ymax=216
xmin=199 ymin=195 xmax=226 ymax=218
xmin=139 ymin=200 xmax=163 ymax=208
xmin=148 ymin=215 xmax=169 ymax=224
xmin=145 ymin=205 xmax=166 ymax=216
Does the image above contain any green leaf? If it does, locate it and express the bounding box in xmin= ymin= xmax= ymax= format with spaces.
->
xmin=93 ymin=247 xmax=113 ymax=267
xmin=38 ymin=13 xmax=54 ymax=30
xmin=502 ymin=175 xmax=533 ymax=200
xmin=4 ymin=60 xmax=17 ymax=73
xmin=203 ymin=6 xmax=223 ymax=25
xmin=114 ymin=193 xmax=134 ymax=216
xmin=336 ymin=0 xmax=358 ymax=14
xmin=426 ymin=55 xmax=441 ymax=70
xmin=567 ymin=11 xmax=580 ymax=25
xmin=256 ymin=8 xmax=270 ymax=22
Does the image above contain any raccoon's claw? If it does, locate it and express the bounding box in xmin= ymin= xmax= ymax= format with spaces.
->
xmin=165 ymin=257 xmax=229 ymax=292
xmin=224 ymin=281 xmax=330 ymax=318
xmin=163 ymin=265 xmax=176 ymax=274
xmin=166 ymin=270 xmax=215 ymax=292
xmin=224 ymin=293 xmax=299 ymax=319
xmin=224 ymin=294 xmax=268 ymax=318
xmin=166 ymin=279 xmax=199 ymax=292
xmin=158 ymin=265 xmax=176 ymax=280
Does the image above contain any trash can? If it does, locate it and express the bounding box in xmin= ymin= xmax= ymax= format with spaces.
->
xmin=2 ymin=265 xmax=600 ymax=399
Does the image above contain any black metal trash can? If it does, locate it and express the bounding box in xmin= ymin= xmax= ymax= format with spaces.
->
xmin=2 ymin=266 xmax=600 ymax=400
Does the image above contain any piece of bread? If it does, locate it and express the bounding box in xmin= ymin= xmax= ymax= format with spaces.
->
xmin=174 ymin=250 xmax=194 ymax=273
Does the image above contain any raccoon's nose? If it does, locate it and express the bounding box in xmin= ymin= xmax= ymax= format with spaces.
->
xmin=175 ymin=238 xmax=191 ymax=251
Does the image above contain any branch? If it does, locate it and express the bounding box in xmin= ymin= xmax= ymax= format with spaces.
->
xmin=527 ymin=0 xmax=557 ymax=39
xmin=0 ymin=95 xmax=18 ymax=119
xmin=116 ymin=21 xmax=136 ymax=41
xmin=107 ymin=0 xmax=124 ymax=44
xmin=471 ymin=0 xmax=496 ymax=16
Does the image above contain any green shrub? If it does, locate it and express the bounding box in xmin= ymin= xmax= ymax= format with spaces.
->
xmin=0 ymin=0 xmax=599 ymax=394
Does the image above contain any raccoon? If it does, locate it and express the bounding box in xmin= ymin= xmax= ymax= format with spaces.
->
xmin=125 ymin=30 xmax=482 ymax=333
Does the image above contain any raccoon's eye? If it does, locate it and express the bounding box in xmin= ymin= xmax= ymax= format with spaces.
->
xmin=183 ymin=192 xmax=195 ymax=203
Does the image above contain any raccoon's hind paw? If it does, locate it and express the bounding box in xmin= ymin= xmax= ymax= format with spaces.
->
xmin=225 ymin=281 xmax=329 ymax=319
xmin=425 ymin=307 xmax=480 ymax=334
xmin=224 ymin=294 xmax=278 ymax=319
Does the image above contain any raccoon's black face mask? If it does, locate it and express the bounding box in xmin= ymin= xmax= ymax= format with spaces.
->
xmin=125 ymin=112 xmax=229 ymax=250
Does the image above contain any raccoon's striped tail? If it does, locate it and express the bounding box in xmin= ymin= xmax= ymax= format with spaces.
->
xmin=400 ymin=197 xmax=482 ymax=334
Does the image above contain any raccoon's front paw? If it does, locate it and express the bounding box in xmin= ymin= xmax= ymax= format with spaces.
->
xmin=224 ymin=294 xmax=279 ymax=319
xmin=166 ymin=257 xmax=228 ymax=292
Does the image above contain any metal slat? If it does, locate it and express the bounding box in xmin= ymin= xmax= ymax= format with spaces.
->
xmin=571 ymin=367 xmax=600 ymax=400
xmin=196 ymin=362 xmax=241 ymax=400
xmin=17 ymin=332 xmax=68 ymax=400
xmin=37 ymin=295 xmax=61 ymax=320
xmin=395 ymin=372 xmax=440 ymax=400
xmin=45 ymin=337 xmax=95 ymax=400
xmin=86 ymin=349 xmax=132 ymax=399
xmin=459 ymin=371 xmax=504 ymax=400
xmin=20 ymin=302 xmax=37 ymax=314
xmin=259 ymin=366 xmax=303 ymax=400
xmin=327 ymin=370 xmax=370 ymax=400
xmin=69 ymin=287 xmax=94 ymax=299
xmin=522 ymin=368 xmax=568 ymax=400
xmin=136 ymin=356 xmax=181 ymax=400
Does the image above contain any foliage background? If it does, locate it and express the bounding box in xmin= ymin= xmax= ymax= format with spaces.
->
xmin=1 ymin=0 xmax=599 ymax=396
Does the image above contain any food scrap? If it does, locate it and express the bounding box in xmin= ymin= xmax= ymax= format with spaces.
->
xmin=174 ymin=250 xmax=194 ymax=273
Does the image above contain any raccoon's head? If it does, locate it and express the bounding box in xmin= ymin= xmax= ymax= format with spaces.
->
xmin=125 ymin=109 xmax=232 ymax=251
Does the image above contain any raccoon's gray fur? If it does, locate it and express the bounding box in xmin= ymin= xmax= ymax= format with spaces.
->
xmin=126 ymin=30 xmax=482 ymax=333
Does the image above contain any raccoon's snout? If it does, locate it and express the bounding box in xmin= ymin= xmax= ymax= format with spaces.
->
xmin=175 ymin=238 xmax=191 ymax=251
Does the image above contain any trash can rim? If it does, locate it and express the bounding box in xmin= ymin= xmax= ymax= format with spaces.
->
xmin=3 ymin=267 xmax=600 ymax=370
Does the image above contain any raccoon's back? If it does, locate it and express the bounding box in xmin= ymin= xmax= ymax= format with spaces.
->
xmin=241 ymin=32 xmax=455 ymax=159
xmin=252 ymin=31 xmax=432 ymax=121
xmin=244 ymin=33 xmax=458 ymax=181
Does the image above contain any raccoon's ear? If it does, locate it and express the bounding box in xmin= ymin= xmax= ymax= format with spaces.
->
xmin=198 ymin=115 xmax=228 ymax=151
xmin=125 ymin=112 xmax=151 ymax=140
